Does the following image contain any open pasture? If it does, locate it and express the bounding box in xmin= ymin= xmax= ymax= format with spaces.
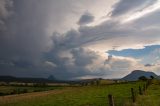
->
xmin=0 ymin=82 xmax=144 ymax=106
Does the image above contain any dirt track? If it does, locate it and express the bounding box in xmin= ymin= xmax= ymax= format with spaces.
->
xmin=0 ymin=87 xmax=72 ymax=105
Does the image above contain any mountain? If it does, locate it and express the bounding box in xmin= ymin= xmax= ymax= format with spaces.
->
xmin=0 ymin=76 xmax=16 ymax=82
xmin=122 ymin=70 xmax=159 ymax=81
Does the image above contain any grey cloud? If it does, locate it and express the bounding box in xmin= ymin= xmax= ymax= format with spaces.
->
xmin=111 ymin=0 xmax=157 ymax=17
xmin=52 ymin=20 xmax=125 ymax=50
xmin=0 ymin=0 xmax=13 ymax=19
xmin=77 ymin=12 xmax=94 ymax=25
xmin=0 ymin=0 xmax=54 ymax=77
xmin=1 ymin=0 xmax=160 ymax=80
xmin=0 ymin=0 xmax=54 ymax=59
xmin=133 ymin=10 xmax=160 ymax=27
xmin=0 ymin=0 xmax=120 ymax=79
xmin=13 ymin=60 xmax=33 ymax=68
xmin=43 ymin=31 xmax=103 ymax=79
xmin=44 ymin=34 xmax=138 ymax=79
xmin=71 ymin=48 xmax=97 ymax=66
xmin=0 ymin=0 xmax=13 ymax=30
xmin=49 ymin=14 xmax=160 ymax=79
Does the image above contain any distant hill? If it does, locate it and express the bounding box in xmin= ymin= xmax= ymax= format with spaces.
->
xmin=122 ymin=70 xmax=159 ymax=81
xmin=48 ymin=75 xmax=56 ymax=81
xmin=0 ymin=76 xmax=65 ymax=83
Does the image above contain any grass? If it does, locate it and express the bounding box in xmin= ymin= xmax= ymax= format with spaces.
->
xmin=133 ymin=80 xmax=160 ymax=106
xmin=0 ymin=82 xmax=144 ymax=106
xmin=99 ymin=79 xmax=115 ymax=85
xmin=0 ymin=86 xmax=64 ymax=96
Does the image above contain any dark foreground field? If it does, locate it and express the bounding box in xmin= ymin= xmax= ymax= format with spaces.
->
xmin=0 ymin=82 xmax=146 ymax=106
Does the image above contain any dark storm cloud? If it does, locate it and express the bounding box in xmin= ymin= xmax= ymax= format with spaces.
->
xmin=0 ymin=0 xmax=52 ymax=59
xmin=71 ymin=48 xmax=97 ymax=66
xmin=0 ymin=0 xmax=127 ymax=79
xmin=1 ymin=0 xmax=160 ymax=79
xmin=111 ymin=0 xmax=157 ymax=17
xmin=44 ymin=28 xmax=137 ymax=79
xmin=0 ymin=0 xmax=52 ymax=77
xmin=77 ymin=12 xmax=94 ymax=25
xmin=1 ymin=0 xmax=130 ymax=79
xmin=42 ymin=28 xmax=109 ymax=79
xmin=43 ymin=45 xmax=103 ymax=79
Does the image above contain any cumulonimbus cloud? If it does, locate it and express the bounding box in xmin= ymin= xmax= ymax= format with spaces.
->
xmin=0 ymin=0 xmax=160 ymax=79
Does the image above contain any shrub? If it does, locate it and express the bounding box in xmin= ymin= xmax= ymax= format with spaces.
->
xmin=138 ymin=76 xmax=148 ymax=81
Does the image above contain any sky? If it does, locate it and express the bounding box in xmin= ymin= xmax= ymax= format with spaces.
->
xmin=0 ymin=0 xmax=160 ymax=80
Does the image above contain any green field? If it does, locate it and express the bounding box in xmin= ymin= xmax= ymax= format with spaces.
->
xmin=0 ymin=82 xmax=145 ymax=106
xmin=133 ymin=80 xmax=160 ymax=106
xmin=0 ymin=86 xmax=64 ymax=96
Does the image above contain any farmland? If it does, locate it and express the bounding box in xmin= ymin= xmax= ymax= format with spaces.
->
xmin=0 ymin=85 xmax=64 ymax=96
xmin=0 ymin=81 xmax=145 ymax=106
xmin=133 ymin=80 xmax=160 ymax=106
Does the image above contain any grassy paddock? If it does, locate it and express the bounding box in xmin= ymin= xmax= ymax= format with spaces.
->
xmin=130 ymin=80 xmax=160 ymax=106
xmin=0 ymin=86 xmax=64 ymax=96
xmin=0 ymin=82 xmax=144 ymax=106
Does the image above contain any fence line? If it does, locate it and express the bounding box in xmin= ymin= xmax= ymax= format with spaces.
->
xmin=131 ymin=88 xmax=136 ymax=103
xmin=107 ymin=80 xmax=152 ymax=105
xmin=108 ymin=94 xmax=115 ymax=106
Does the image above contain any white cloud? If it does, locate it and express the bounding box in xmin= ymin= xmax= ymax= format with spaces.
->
xmin=46 ymin=0 xmax=115 ymax=34
xmin=44 ymin=61 xmax=57 ymax=69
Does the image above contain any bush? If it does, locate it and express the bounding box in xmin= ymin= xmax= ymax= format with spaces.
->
xmin=138 ymin=76 xmax=148 ymax=81
xmin=22 ymin=89 xmax=28 ymax=93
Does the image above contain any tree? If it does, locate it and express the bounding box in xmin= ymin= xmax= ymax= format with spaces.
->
xmin=96 ymin=80 xmax=100 ymax=86
xmin=138 ymin=76 xmax=148 ymax=81
xmin=90 ymin=80 xmax=95 ymax=85
xmin=150 ymin=75 xmax=154 ymax=79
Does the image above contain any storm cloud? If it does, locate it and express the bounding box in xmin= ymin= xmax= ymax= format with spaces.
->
xmin=0 ymin=0 xmax=160 ymax=80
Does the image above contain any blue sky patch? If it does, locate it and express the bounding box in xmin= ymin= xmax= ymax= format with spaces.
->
xmin=107 ymin=45 xmax=160 ymax=58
